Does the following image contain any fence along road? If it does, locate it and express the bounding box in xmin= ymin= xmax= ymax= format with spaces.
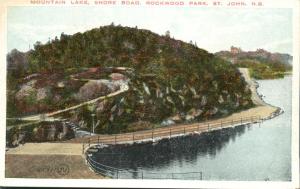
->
xmin=86 ymin=153 xmax=203 ymax=179
xmin=83 ymin=112 xmax=282 ymax=180
xmin=80 ymin=67 xmax=282 ymax=149
xmin=81 ymin=111 xmax=282 ymax=153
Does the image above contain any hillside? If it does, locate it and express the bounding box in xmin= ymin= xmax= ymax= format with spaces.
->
xmin=7 ymin=25 xmax=253 ymax=134
xmin=215 ymin=46 xmax=292 ymax=79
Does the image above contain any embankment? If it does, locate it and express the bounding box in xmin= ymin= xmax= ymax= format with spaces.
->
xmin=5 ymin=68 xmax=281 ymax=179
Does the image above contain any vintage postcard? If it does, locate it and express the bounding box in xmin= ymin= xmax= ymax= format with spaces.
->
xmin=0 ymin=0 xmax=299 ymax=188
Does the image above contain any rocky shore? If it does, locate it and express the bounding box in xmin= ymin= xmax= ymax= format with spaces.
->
xmin=5 ymin=68 xmax=281 ymax=179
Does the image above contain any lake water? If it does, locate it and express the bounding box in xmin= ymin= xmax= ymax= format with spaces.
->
xmin=91 ymin=76 xmax=292 ymax=181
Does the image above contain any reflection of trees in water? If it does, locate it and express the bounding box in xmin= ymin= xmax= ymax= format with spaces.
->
xmin=92 ymin=125 xmax=247 ymax=171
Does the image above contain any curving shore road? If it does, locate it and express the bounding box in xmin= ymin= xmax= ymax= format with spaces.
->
xmin=238 ymin=68 xmax=266 ymax=106
xmin=8 ymin=68 xmax=279 ymax=147
xmin=5 ymin=67 xmax=281 ymax=179
xmin=69 ymin=68 xmax=279 ymax=145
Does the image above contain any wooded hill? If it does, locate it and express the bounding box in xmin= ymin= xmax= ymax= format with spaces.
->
xmin=215 ymin=47 xmax=292 ymax=79
xmin=7 ymin=25 xmax=253 ymax=134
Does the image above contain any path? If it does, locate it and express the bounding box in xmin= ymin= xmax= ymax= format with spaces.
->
xmin=70 ymin=68 xmax=279 ymax=145
xmin=238 ymin=68 xmax=266 ymax=106
xmin=76 ymin=105 xmax=279 ymax=146
xmin=7 ymin=68 xmax=259 ymax=127
xmin=6 ymin=143 xmax=83 ymax=155
xmin=7 ymin=66 xmax=132 ymax=124
xmin=5 ymin=67 xmax=281 ymax=179
xmin=7 ymin=68 xmax=279 ymax=144
xmin=6 ymin=83 xmax=129 ymax=130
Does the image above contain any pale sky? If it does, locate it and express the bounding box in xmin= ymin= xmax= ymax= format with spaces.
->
xmin=7 ymin=6 xmax=293 ymax=54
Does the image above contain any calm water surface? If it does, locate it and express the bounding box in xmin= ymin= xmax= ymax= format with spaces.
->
xmin=92 ymin=76 xmax=291 ymax=181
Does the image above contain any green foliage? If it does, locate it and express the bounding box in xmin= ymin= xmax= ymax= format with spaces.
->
xmin=235 ymin=59 xmax=290 ymax=79
xmin=7 ymin=25 xmax=254 ymax=134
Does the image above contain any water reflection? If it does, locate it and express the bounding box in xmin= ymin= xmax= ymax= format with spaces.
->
xmin=90 ymin=77 xmax=291 ymax=181
xmin=92 ymin=124 xmax=249 ymax=172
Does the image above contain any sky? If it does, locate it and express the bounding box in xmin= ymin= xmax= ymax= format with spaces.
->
xmin=7 ymin=6 xmax=293 ymax=54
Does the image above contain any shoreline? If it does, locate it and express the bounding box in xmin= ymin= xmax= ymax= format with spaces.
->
xmin=75 ymin=68 xmax=280 ymax=147
xmin=81 ymin=69 xmax=283 ymax=178
xmin=5 ymin=68 xmax=282 ymax=179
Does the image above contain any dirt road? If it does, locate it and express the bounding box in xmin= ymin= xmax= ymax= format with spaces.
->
xmin=5 ymin=67 xmax=280 ymax=179
xmin=238 ymin=68 xmax=266 ymax=106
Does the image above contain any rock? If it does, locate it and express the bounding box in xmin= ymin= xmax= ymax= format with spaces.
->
xmin=170 ymin=85 xmax=177 ymax=93
xmin=117 ymin=107 xmax=124 ymax=116
xmin=47 ymin=125 xmax=56 ymax=141
xmin=226 ymin=94 xmax=231 ymax=101
xmin=15 ymin=85 xmax=36 ymax=101
xmin=156 ymin=88 xmax=163 ymax=98
xmin=25 ymin=80 xmax=37 ymax=87
xmin=185 ymin=115 xmax=194 ymax=121
xmin=189 ymin=87 xmax=197 ymax=96
xmin=200 ymin=96 xmax=207 ymax=106
xmin=96 ymin=100 xmax=109 ymax=113
xmin=98 ymin=79 xmax=118 ymax=91
xmin=36 ymin=87 xmax=50 ymax=101
xmin=166 ymin=86 xmax=170 ymax=94
xmin=30 ymin=122 xmax=74 ymax=142
xmin=24 ymin=73 xmax=40 ymax=80
xmin=33 ymin=127 xmax=45 ymax=142
xmin=57 ymin=132 xmax=64 ymax=140
xmin=59 ymin=123 xmax=68 ymax=139
xmin=109 ymin=73 xmax=127 ymax=81
xmin=18 ymin=133 xmax=26 ymax=144
xmin=161 ymin=119 xmax=175 ymax=126
xmin=138 ymin=98 xmax=144 ymax=104
xmin=127 ymin=121 xmax=152 ymax=132
xmin=57 ymin=81 xmax=65 ymax=88
xmin=109 ymin=114 xmax=114 ymax=122
xmin=218 ymin=95 xmax=224 ymax=104
xmin=111 ymin=104 xmax=117 ymax=112
xmin=123 ymin=41 xmax=135 ymax=50
xmin=53 ymin=94 xmax=62 ymax=103
xmin=78 ymin=120 xmax=88 ymax=129
xmin=14 ymin=81 xmax=52 ymax=113
xmin=77 ymin=80 xmax=111 ymax=101
xmin=235 ymin=93 xmax=242 ymax=98
xmin=244 ymin=87 xmax=251 ymax=93
xmin=166 ymin=96 xmax=174 ymax=104
xmin=187 ymin=108 xmax=203 ymax=117
xmin=210 ymin=107 xmax=219 ymax=115
xmin=212 ymin=81 xmax=218 ymax=89
xmin=10 ymin=131 xmax=26 ymax=147
xmin=170 ymin=114 xmax=182 ymax=122
xmin=242 ymin=100 xmax=249 ymax=106
xmin=234 ymin=101 xmax=240 ymax=108
xmin=11 ymin=134 xmax=19 ymax=147
xmin=220 ymin=109 xmax=229 ymax=115
xmin=178 ymin=95 xmax=185 ymax=106
xmin=222 ymin=90 xmax=229 ymax=94
xmin=143 ymin=82 xmax=151 ymax=95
